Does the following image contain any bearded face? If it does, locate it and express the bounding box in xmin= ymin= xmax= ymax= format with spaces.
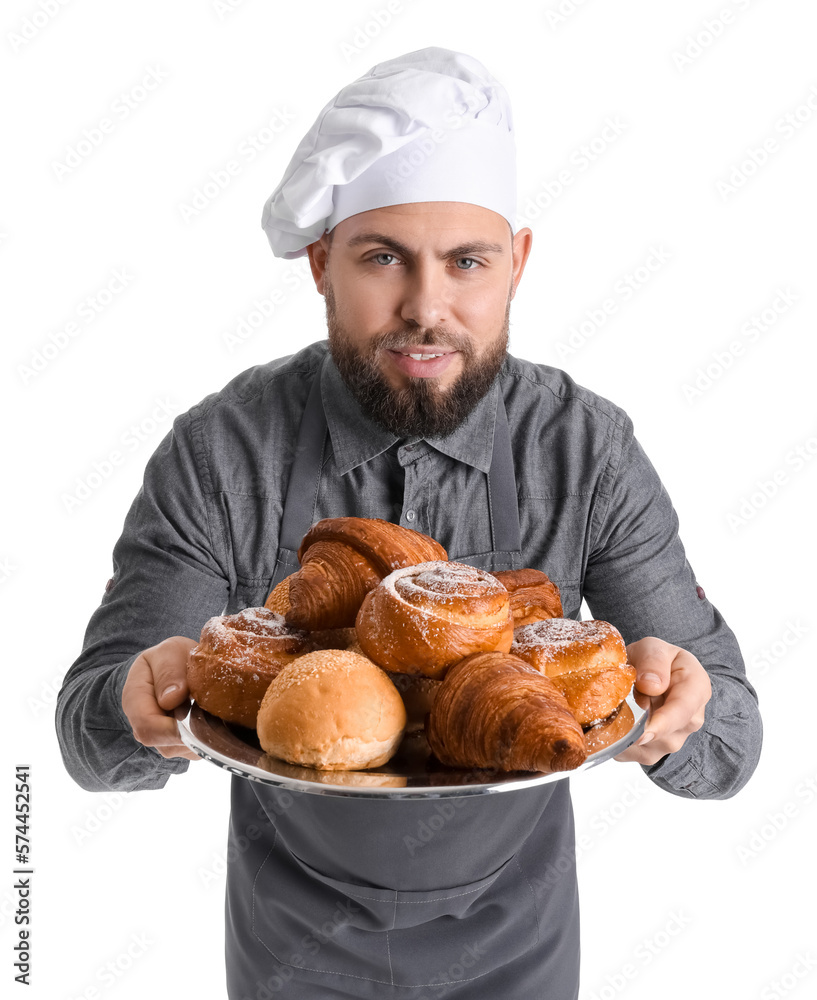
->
xmin=325 ymin=273 xmax=511 ymax=439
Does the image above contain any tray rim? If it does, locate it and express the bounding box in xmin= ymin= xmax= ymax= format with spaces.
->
xmin=176 ymin=691 xmax=649 ymax=799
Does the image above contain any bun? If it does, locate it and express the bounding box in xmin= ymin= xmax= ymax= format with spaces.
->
xmin=490 ymin=568 xmax=563 ymax=625
xmin=187 ymin=608 xmax=309 ymax=728
xmin=264 ymin=576 xmax=291 ymax=615
xmin=511 ymin=618 xmax=627 ymax=678
xmin=281 ymin=517 xmax=447 ymax=630
xmin=355 ymin=561 xmax=514 ymax=679
xmin=426 ymin=651 xmax=587 ymax=773
xmin=256 ymin=650 xmax=407 ymax=770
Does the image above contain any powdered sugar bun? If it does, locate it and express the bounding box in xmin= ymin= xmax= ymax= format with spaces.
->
xmin=355 ymin=561 xmax=514 ymax=679
xmin=511 ymin=618 xmax=627 ymax=678
xmin=187 ymin=607 xmax=310 ymax=728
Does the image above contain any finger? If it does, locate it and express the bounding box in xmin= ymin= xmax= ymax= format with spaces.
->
xmin=154 ymin=743 xmax=202 ymax=761
xmin=626 ymin=637 xmax=673 ymax=697
xmin=615 ymin=742 xmax=669 ymax=766
xmin=147 ymin=637 xmax=198 ymax=711
xmin=122 ymin=647 xmax=195 ymax=749
xmin=126 ymin=682 xmax=188 ymax=748
xmin=636 ymin=650 xmax=711 ymax=747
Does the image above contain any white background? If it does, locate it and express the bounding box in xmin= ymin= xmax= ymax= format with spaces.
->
xmin=2 ymin=1 xmax=816 ymax=998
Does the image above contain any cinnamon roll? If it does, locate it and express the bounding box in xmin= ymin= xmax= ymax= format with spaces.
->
xmin=187 ymin=607 xmax=310 ymax=728
xmin=355 ymin=560 xmax=514 ymax=680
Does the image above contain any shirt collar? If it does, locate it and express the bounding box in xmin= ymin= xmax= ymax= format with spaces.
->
xmin=320 ymin=349 xmax=499 ymax=475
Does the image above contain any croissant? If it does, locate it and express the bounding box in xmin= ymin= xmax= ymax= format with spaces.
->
xmin=491 ymin=568 xmax=563 ymax=626
xmin=355 ymin=561 xmax=514 ymax=679
xmin=264 ymin=575 xmax=358 ymax=651
xmin=281 ymin=517 xmax=447 ymax=630
xmin=426 ymin=651 xmax=588 ymax=772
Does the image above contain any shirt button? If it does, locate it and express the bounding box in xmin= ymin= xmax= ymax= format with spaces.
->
xmin=405 ymin=509 xmax=416 ymax=522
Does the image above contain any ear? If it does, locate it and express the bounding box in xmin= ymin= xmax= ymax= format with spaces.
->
xmin=306 ymin=234 xmax=331 ymax=295
xmin=510 ymin=227 xmax=533 ymax=299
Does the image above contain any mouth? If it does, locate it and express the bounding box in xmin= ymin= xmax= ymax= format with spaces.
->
xmin=385 ymin=347 xmax=459 ymax=379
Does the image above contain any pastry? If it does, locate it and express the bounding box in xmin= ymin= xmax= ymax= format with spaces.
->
xmin=386 ymin=671 xmax=442 ymax=733
xmin=256 ymin=649 xmax=407 ymax=770
xmin=549 ymin=664 xmax=637 ymax=726
xmin=281 ymin=517 xmax=448 ymax=631
xmin=511 ymin=617 xmax=636 ymax=741
xmin=425 ymin=650 xmax=587 ymax=773
xmin=187 ymin=607 xmax=310 ymax=728
xmin=583 ymin=701 xmax=636 ymax=754
xmin=265 ymin=573 xmax=358 ymax=651
xmin=265 ymin=576 xmax=290 ymax=615
xmin=511 ymin=618 xmax=628 ymax=678
xmin=355 ymin=560 xmax=514 ymax=680
xmin=491 ymin=568 xmax=563 ymax=625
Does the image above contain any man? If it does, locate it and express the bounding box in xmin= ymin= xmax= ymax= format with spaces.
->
xmin=56 ymin=47 xmax=762 ymax=998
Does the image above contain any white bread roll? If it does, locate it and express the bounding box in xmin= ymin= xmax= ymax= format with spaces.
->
xmin=256 ymin=649 xmax=407 ymax=770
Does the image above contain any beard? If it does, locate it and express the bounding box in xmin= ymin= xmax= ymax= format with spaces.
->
xmin=325 ymin=277 xmax=511 ymax=439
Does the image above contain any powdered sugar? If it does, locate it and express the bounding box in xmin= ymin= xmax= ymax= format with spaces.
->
xmin=512 ymin=618 xmax=623 ymax=660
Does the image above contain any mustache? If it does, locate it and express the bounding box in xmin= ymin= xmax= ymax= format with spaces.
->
xmin=371 ymin=329 xmax=473 ymax=354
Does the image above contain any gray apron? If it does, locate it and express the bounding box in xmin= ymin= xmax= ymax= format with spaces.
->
xmin=224 ymin=363 xmax=581 ymax=999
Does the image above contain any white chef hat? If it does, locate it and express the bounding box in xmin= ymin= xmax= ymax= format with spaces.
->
xmin=261 ymin=46 xmax=517 ymax=259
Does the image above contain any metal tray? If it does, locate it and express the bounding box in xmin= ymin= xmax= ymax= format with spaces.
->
xmin=177 ymin=691 xmax=649 ymax=799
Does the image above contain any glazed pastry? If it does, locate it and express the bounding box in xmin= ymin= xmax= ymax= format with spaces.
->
xmin=511 ymin=618 xmax=627 ymax=679
xmin=550 ymin=664 xmax=637 ymax=726
xmin=491 ymin=568 xmax=563 ymax=626
xmin=187 ymin=607 xmax=310 ymax=728
xmin=282 ymin=517 xmax=448 ymax=631
xmin=356 ymin=561 xmax=514 ymax=680
xmin=256 ymin=649 xmax=407 ymax=770
xmin=426 ymin=651 xmax=587 ymax=773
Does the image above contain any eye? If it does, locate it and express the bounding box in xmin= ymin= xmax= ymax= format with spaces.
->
xmin=455 ymin=257 xmax=480 ymax=270
xmin=371 ymin=252 xmax=398 ymax=265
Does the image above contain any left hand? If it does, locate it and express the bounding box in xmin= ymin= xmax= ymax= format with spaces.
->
xmin=614 ymin=636 xmax=712 ymax=766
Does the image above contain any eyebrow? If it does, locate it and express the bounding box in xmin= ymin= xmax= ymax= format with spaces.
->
xmin=345 ymin=231 xmax=506 ymax=259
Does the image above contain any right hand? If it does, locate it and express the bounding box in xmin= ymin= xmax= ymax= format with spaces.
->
xmin=122 ymin=636 xmax=201 ymax=761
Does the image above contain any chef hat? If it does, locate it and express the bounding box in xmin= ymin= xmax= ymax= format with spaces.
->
xmin=261 ymin=46 xmax=517 ymax=259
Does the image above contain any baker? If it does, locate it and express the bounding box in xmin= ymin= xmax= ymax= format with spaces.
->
xmin=56 ymin=47 xmax=763 ymax=998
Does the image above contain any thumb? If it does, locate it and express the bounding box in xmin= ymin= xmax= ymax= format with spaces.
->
xmin=626 ymin=637 xmax=672 ymax=695
xmin=148 ymin=636 xmax=198 ymax=711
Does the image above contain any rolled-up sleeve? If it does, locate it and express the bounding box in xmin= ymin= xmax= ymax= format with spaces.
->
xmin=55 ymin=407 xmax=230 ymax=793
xmin=582 ymin=414 xmax=762 ymax=799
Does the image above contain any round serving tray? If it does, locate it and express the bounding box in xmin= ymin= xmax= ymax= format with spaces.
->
xmin=177 ymin=691 xmax=649 ymax=799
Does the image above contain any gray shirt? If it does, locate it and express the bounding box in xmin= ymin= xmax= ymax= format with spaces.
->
xmin=56 ymin=339 xmax=762 ymax=798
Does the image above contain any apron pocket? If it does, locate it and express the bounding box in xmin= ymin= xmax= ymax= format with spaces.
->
xmin=251 ymin=830 xmax=541 ymax=988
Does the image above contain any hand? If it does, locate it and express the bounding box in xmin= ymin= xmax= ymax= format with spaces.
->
xmin=614 ymin=636 xmax=712 ymax=766
xmin=121 ymin=636 xmax=201 ymax=761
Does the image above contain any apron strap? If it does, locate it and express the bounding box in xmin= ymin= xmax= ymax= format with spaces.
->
xmin=486 ymin=392 xmax=522 ymax=556
xmin=277 ymin=362 xmax=329 ymax=553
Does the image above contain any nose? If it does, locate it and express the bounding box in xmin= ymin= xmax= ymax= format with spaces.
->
xmin=399 ymin=261 xmax=449 ymax=330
